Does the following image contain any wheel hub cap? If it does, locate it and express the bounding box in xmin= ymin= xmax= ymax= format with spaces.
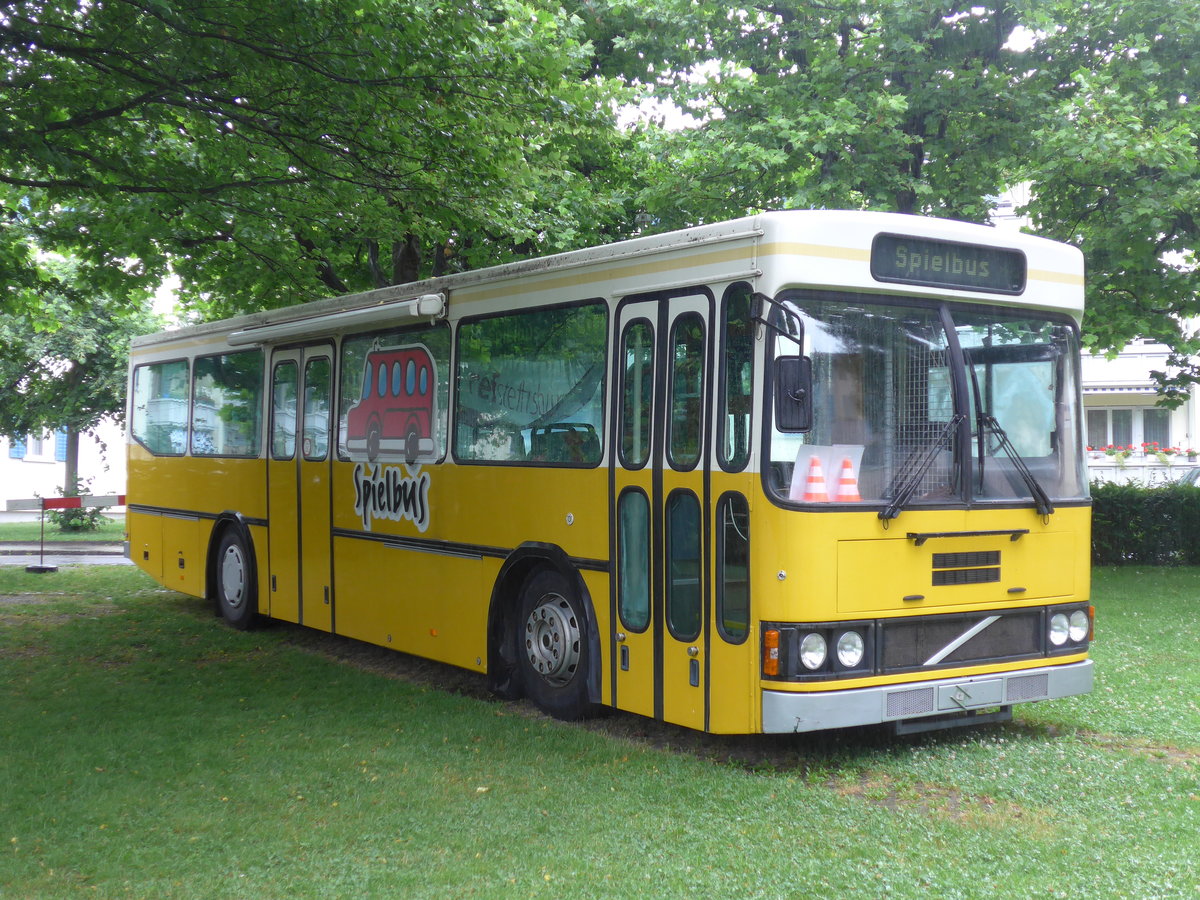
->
xmin=221 ymin=545 xmax=246 ymax=609
xmin=524 ymin=594 xmax=580 ymax=686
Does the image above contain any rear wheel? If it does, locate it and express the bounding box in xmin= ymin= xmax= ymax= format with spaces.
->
xmin=215 ymin=529 xmax=259 ymax=630
xmin=516 ymin=568 xmax=594 ymax=720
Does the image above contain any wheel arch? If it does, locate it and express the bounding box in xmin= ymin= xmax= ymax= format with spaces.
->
xmin=486 ymin=542 xmax=602 ymax=705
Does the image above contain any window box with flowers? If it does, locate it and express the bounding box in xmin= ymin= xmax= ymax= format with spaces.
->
xmin=1089 ymin=444 xmax=1136 ymax=467
xmin=1087 ymin=443 xmax=1200 ymax=467
xmin=1140 ymin=442 xmax=1190 ymax=465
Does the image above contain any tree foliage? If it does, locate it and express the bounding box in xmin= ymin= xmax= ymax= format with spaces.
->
xmin=0 ymin=256 xmax=159 ymax=441
xmin=582 ymin=0 xmax=1198 ymax=390
xmin=1 ymin=0 xmax=635 ymax=316
xmin=589 ymin=0 xmax=1035 ymax=226
xmin=1023 ymin=0 xmax=1200 ymax=400
xmin=2 ymin=0 xmax=1198 ymax=397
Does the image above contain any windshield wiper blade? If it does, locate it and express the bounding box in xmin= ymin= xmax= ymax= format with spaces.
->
xmin=980 ymin=415 xmax=1055 ymax=517
xmin=880 ymin=413 xmax=965 ymax=521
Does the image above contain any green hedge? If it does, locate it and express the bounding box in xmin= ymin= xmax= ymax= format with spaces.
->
xmin=1090 ymin=480 xmax=1200 ymax=565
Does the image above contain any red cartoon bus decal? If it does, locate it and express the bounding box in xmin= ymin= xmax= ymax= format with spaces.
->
xmin=346 ymin=342 xmax=438 ymax=464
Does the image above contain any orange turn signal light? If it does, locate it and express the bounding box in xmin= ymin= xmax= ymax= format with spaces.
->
xmin=763 ymin=629 xmax=780 ymax=677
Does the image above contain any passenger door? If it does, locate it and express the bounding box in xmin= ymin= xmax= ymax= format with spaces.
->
xmin=611 ymin=291 xmax=712 ymax=731
xmin=267 ymin=345 xmax=334 ymax=630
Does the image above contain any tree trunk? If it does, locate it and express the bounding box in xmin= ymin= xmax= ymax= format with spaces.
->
xmin=367 ymin=239 xmax=386 ymax=289
xmin=393 ymin=233 xmax=421 ymax=285
xmin=64 ymin=426 xmax=80 ymax=494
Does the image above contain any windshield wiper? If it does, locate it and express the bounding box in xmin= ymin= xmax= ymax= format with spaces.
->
xmin=880 ymin=413 xmax=965 ymax=521
xmin=979 ymin=414 xmax=1055 ymax=517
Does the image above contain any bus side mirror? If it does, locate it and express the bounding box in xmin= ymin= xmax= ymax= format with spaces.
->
xmin=774 ymin=356 xmax=813 ymax=433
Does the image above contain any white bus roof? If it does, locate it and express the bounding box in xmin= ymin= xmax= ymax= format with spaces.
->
xmin=132 ymin=210 xmax=1084 ymax=353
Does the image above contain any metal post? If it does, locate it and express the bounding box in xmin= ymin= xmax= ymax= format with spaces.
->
xmin=26 ymin=498 xmax=58 ymax=574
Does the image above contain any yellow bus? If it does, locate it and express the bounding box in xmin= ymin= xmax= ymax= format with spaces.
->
xmin=127 ymin=210 xmax=1092 ymax=734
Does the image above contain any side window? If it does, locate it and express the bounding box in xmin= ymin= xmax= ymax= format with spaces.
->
xmin=666 ymin=489 xmax=702 ymax=641
xmin=719 ymin=284 xmax=754 ymax=471
xmin=617 ymin=489 xmax=651 ymax=632
xmin=271 ymin=361 xmax=298 ymax=461
xmin=339 ymin=322 xmax=450 ymax=462
xmin=191 ymin=350 xmax=264 ymax=457
xmin=131 ymin=360 xmax=189 ymax=455
xmin=717 ymin=492 xmax=750 ymax=643
xmin=620 ymin=319 xmax=654 ymax=468
xmin=454 ymin=302 xmax=607 ymax=465
xmin=668 ymin=312 xmax=705 ymax=470
xmin=303 ymin=357 xmax=331 ymax=461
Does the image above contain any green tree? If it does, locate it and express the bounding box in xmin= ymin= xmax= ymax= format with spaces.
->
xmin=590 ymin=0 xmax=1033 ymax=227
xmin=582 ymin=0 xmax=1198 ymax=390
xmin=0 ymin=255 xmax=158 ymax=490
xmin=2 ymin=0 xmax=636 ymax=317
xmin=1023 ymin=0 xmax=1200 ymax=400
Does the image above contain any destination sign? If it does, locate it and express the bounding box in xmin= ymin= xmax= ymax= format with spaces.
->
xmin=871 ymin=234 xmax=1026 ymax=294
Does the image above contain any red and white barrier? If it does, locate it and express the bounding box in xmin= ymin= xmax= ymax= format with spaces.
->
xmin=6 ymin=494 xmax=126 ymax=512
xmin=4 ymin=494 xmax=126 ymax=573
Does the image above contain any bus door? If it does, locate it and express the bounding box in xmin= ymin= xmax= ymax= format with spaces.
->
xmin=612 ymin=292 xmax=712 ymax=731
xmin=267 ymin=345 xmax=334 ymax=630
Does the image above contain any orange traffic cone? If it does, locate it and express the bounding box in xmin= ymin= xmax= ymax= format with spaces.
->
xmin=836 ymin=457 xmax=862 ymax=501
xmin=802 ymin=456 xmax=829 ymax=503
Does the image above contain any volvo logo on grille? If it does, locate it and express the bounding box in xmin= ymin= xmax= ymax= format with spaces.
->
xmin=924 ymin=615 xmax=1001 ymax=666
xmin=949 ymin=686 xmax=973 ymax=709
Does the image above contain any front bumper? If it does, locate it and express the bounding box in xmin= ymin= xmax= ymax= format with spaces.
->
xmin=762 ymin=659 xmax=1093 ymax=733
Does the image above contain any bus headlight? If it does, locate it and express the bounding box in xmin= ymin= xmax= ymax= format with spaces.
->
xmin=836 ymin=630 xmax=866 ymax=668
xmin=799 ymin=633 xmax=827 ymax=670
xmin=1047 ymin=604 xmax=1092 ymax=655
xmin=761 ymin=621 xmax=875 ymax=680
xmin=1068 ymin=609 xmax=1090 ymax=642
xmin=1049 ymin=612 xmax=1070 ymax=646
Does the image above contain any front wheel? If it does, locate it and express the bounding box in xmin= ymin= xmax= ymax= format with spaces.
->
xmin=516 ymin=569 xmax=594 ymax=720
xmin=215 ymin=529 xmax=259 ymax=630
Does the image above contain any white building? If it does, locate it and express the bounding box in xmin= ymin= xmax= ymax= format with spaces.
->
xmin=1082 ymin=340 xmax=1200 ymax=484
xmin=0 ymin=419 xmax=127 ymax=509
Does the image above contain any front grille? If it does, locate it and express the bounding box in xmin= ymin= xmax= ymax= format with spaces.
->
xmin=886 ymin=687 xmax=935 ymax=717
xmin=932 ymin=549 xmax=1000 ymax=586
xmin=880 ymin=609 xmax=1042 ymax=673
xmin=932 ymin=551 xmax=1000 ymax=568
xmin=1007 ymin=673 xmax=1049 ymax=701
xmin=933 ymin=567 xmax=1000 ymax=586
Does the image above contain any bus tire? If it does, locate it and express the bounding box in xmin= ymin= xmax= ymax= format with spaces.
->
xmin=516 ymin=568 xmax=593 ymax=720
xmin=215 ymin=529 xmax=259 ymax=630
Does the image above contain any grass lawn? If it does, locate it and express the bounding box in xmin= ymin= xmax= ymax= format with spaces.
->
xmin=0 ymin=516 xmax=125 ymax=543
xmin=0 ymin=565 xmax=1196 ymax=899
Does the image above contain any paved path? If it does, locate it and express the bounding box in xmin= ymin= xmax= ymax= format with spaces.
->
xmin=0 ymin=542 xmax=130 ymax=567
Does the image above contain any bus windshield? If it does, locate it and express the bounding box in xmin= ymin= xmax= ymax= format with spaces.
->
xmin=768 ymin=292 xmax=1087 ymax=510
